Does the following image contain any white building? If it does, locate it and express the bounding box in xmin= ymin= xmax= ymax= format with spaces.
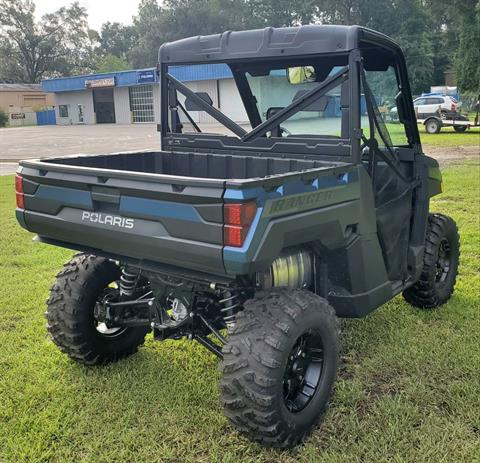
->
xmin=41 ymin=65 xmax=248 ymax=126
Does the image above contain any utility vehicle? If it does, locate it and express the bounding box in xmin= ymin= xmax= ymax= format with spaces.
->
xmin=15 ymin=25 xmax=460 ymax=448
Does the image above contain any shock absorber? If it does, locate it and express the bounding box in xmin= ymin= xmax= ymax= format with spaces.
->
xmin=119 ymin=267 xmax=139 ymax=297
xmin=219 ymin=290 xmax=241 ymax=328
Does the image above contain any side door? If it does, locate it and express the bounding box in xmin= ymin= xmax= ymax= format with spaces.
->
xmin=362 ymin=61 xmax=418 ymax=283
xmin=423 ymin=97 xmax=442 ymax=116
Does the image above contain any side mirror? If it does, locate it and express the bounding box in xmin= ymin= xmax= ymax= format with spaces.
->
xmin=185 ymin=92 xmax=213 ymax=111
xmin=292 ymin=91 xmax=328 ymax=112
xmin=287 ymin=66 xmax=316 ymax=85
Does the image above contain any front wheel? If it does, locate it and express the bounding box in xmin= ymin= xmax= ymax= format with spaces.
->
xmin=220 ymin=289 xmax=339 ymax=448
xmin=403 ymin=213 xmax=460 ymax=308
xmin=46 ymin=254 xmax=149 ymax=365
xmin=425 ymin=118 xmax=442 ymax=134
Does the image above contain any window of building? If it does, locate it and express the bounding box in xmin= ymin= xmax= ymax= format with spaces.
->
xmin=129 ymin=85 xmax=155 ymax=123
xmin=23 ymin=94 xmax=46 ymax=108
xmin=59 ymin=105 xmax=69 ymax=118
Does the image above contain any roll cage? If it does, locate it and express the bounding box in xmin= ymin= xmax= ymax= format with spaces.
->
xmin=158 ymin=25 xmax=422 ymax=164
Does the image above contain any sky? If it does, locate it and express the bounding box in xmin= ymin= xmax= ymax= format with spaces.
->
xmin=34 ymin=0 xmax=142 ymax=31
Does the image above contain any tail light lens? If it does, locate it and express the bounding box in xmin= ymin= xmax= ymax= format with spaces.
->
xmin=15 ymin=174 xmax=25 ymax=209
xmin=224 ymin=201 xmax=257 ymax=247
xmin=451 ymin=102 xmax=455 ymax=112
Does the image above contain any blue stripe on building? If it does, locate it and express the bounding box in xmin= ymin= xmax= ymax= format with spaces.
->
xmin=42 ymin=64 xmax=232 ymax=93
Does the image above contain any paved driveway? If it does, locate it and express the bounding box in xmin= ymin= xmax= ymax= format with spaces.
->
xmin=0 ymin=124 xmax=160 ymax=175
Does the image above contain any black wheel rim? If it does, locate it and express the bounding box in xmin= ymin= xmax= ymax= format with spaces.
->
xmin=283 ymin=331 xmax=324 ymax=413
xmin=436 ymin=238 xmax=452 ymax=285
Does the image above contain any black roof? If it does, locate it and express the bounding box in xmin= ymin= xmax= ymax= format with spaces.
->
xmin=159 ymin=25 xmax=400 ymax=65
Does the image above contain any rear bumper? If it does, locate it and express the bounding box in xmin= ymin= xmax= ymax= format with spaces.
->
xmin=21 ymin=209 xmax=225 ymax=276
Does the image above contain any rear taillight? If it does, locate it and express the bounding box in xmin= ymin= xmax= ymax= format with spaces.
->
xmin=451 ymin=102 xmax=455 ymax=112
xmin=224 ymin=201 xmax=257 ymax=247
xmin=15 ymin=174 xmax=24 ymax=209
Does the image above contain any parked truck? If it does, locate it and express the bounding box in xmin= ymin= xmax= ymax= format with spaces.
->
xmin=15 ymin=25 xmax=460 ymax=448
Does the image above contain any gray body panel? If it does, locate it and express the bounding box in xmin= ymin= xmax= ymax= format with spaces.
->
xmin=17 ymin=151 xmax=352 ymax=278
xmin=17 ymin=158 xmax=226 ymax=275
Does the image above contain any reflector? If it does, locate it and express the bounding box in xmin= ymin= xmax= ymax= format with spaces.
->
xmin=224 ymin=202 xmax=257 ymax=226
xmin=16 ymin=193 xmax=25 ymax=209
xmin=15 ymin=175 xmax=24 ymax=209
xmin=15 ymin=175 xmax=23 ymax=193
xmin=223 ymin=201 xmax=257 ymax=247
xmin=224 ymin=225 xmax=248 ymax=247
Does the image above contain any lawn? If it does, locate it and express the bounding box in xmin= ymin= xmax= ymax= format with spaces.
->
xmin=419 ymin=126 xmax=480 ymax=147
xmin=0 ymin=162 xmax=479 ymax=463
xmin=387 ymin=123 xmax=480 ymax=147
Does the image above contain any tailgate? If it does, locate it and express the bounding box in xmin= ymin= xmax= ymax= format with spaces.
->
xmin=16 ymin=161 xmax=226 ymax=275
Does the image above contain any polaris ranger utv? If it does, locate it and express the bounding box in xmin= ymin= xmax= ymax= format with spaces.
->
xmin=15 ymin=25 xmax=460 ymax=448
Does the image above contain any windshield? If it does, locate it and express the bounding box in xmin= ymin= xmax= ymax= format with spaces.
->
xmin=164 ymin=55 xmax=350 ymax=140
xmin=246 ymin=65 xmax=346 ymax=138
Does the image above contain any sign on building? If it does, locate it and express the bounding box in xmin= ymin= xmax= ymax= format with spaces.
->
xmin=85 ymin=77 xmax=116 ymax=88
xmin=137 ymin=70 xmax=156 ymax=84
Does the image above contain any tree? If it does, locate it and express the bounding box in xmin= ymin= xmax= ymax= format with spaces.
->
xmin=442 ymin=0 xmax=480 ymax=94
xmin=128 ymin=0 xmax=167 ymax=68
xmin=122 ymin=0 xmax=480 ymax=94
xmin=241 ymin=0 xmax=316 ymax=27
xmin=99 ymin=22 xmax=136 ymax=62
xmin=0 ymin=0 xmax=96 ymax=83
xmin=455 ymin=5 xmax=480 ymax=93
xmin=94 ymin=54 xmax=131 ymax=73
xmin=128 ymin=0 xmax=241 ymax=68
xmin=2 ymin=0 xmax=472 ymax=94
xmin=391 ymin=0 xmax=435 ymax=94
xmin=315 ymin=0 xmax=435 ymax=93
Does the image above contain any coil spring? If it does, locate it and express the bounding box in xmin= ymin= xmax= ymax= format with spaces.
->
xmin=119 ymin=268 xmax=139 ymax=297
xmin=219 ymin=290 xmax=241 ymax=327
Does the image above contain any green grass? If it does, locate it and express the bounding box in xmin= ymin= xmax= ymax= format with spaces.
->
xmin=386 ymin=123 xmax=480 ymax=147
xmin=419 ymin=126 xmax=480 ymax=147
xmin=1 ymin=163 xmax=479 ymax=463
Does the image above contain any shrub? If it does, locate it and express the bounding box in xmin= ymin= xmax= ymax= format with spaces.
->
xmin=0 ymin=108 xmax=8 ymax=127
xmin=461 ymin=92 xmax=480 ymax=113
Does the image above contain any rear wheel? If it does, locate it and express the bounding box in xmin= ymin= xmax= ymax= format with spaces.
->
xmin=46 ymin=254 xmax=149 ymax=365
xmin=403 ymin=214 xmax=460 ymax=308
xmin=220 ymin=289 xmax=339 ymax=448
